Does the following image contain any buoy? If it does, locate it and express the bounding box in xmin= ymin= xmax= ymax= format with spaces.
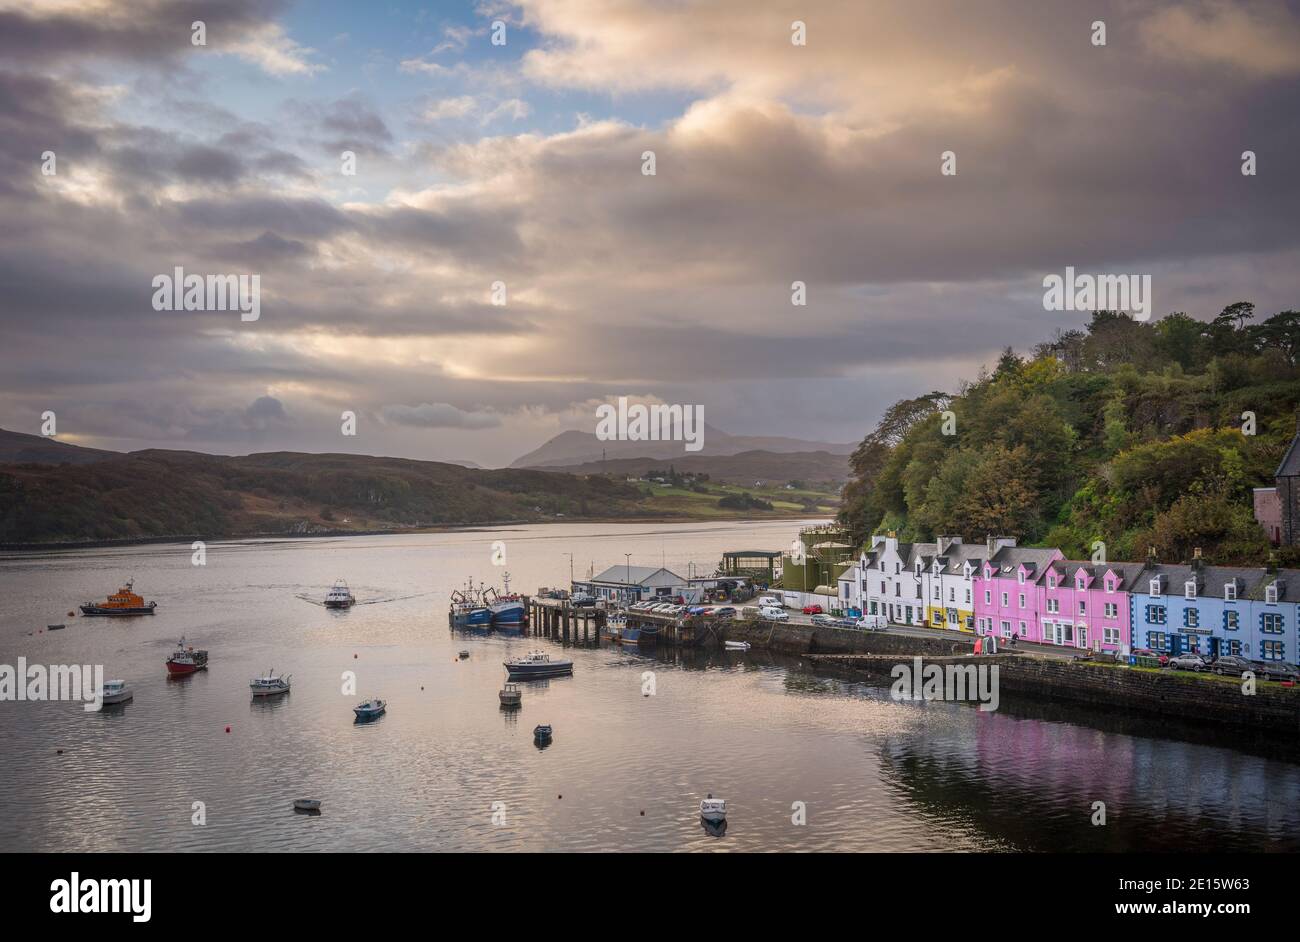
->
xmin=640 ymin=810 xmax=645 ymax=816
xmin=558 ymin=795 xmax=562 ymax=800
xmin=225 ymin=725 xmax=231 ymax=733
xmin=56 ymin=749 xmax=63 ymax=755
xmin=353 ymin=653 xmax=357 ymax=659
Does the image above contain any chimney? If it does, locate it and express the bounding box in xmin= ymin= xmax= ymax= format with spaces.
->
xmin=1191 ymin=547 xmax=1203 ymax=571
xmin=986 ymin=534 xmax=996 ymax=558
xmin=1268 ymin=552 xmax=1278 ymax=575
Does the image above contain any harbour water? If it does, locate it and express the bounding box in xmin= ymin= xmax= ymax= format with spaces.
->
xmin=2 ymin=519 xmax=1299 ymax=852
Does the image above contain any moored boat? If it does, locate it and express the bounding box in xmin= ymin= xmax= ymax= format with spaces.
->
xmin=504 ymin=651 xmax=574 ymax=679
xmin=165 ymin=637 xmax=209 ymax=675
xmin=100 ymin=679 xmax=133 ymax=707
xmin=47 ymin=624 xmax=65 ymax=631
xmin=250 ymin=670 xmax=291 ymax=697
xmin=323 ymin=579 xmax=355 ymax=609
xmin=533 ymin=724 xmax=553 ymax=745
xmin=353 ymin=697 xmax=386 ymax=721
xmin=449 ymin=580 xmax=494 ymax=628
xmin=618 ymin=623 xmax=642 ymax=644
xmin=488 ymin=572 xmax=527 ymax=627
xmin=724 ymin=641 xmax=751 ymax=651
xmin=293 ymin=798 xmax=322 ymax=812
xmin=80 ymin=580 xmax=157 ymax=616
xmin=499 ymin=683 xmax=522 ymax=707
xmin=700 ymin=794 xmax=727 ymax=823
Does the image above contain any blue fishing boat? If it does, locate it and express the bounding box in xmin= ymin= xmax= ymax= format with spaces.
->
xmin=353 ymin=698 xmax=386 ymax=721
xmin=449 ymin=580 xmax=494 ymax=628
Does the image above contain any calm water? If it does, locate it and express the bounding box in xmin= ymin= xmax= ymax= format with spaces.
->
xmin=2 ymin=520 xmax=1299 ymax=852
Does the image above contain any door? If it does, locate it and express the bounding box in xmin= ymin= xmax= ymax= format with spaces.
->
xmin=1207 ymin=637 xmax=1221 ymax=659
xmin=1169 ymin=634 xmax=1183 ymax=655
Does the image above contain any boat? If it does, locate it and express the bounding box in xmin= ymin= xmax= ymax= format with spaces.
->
xmin=619 ymin=623 xmax=642 ymax=644
xmin=47 ymin=624 xmax=66 ymax=631
xmin=352 ymin=698 xmax=386 ymax=721
xmin=100 ymin=679 xmax=133 ymax=706
xmin=724 ymin=641 xmax=751 ymax=651
xmin=601 ymin=614 xmax=624 ymax=642
xmin=499 ymin=683 xmax=522 ymax=707
xmin=699 ymin=794 xmax=727 ymax=823
xmin=250 ymin=670 xmax=291 ymax=697
xmin=459 ymin=650 xmax=470 ymax=659
xmin=323 ymin=579 xmax=355 ymax=609
xmin=533 ymin=724 xmax=553 ymax=745
xmin=293 ymin=798 xmax=322 ymax=812
xmin=80 ymin=580 xmax=157 ymax=616
xmin=449 ymin=577 xmax=527 ymax=629
xmin=504 ymin=651 xmax=574 ymax=679
xmin=165 ymin=637 xmax=209 ymax=675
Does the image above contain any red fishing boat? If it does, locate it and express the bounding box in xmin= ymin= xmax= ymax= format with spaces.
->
xmin=165 ymin=637 xmax=208 ymax=675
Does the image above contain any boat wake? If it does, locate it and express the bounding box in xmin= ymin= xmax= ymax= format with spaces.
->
xmin=295 ymin=590 xmax=441 ymax=607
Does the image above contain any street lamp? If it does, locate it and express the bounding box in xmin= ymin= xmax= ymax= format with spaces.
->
xmin=625 ymin=553 xmax=632 ymax=604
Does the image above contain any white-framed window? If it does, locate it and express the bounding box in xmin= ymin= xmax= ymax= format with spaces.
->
xmin=1018 ymin=570 xmax=1025 ymax=585
xmin=1105 ymin=578 xmax=1114 ymax=593
xmin=1001 ymin=592 xmax=1009 ymax=607
xmin=984 ymin=589 xmax=992 ymax=605
xmin=1104 ymin=602 xmax=1118 ymax=618
xmin=1225 ymin=583 xmax=1237 ymax=601
xmin=1018 ymin=593 xmax=1026 ymax=608
xmin=1104 ymin=626 xmax=1119 ymax=645
xmin=1048 ymin=575 xmax=1056 ymax=589
xmin=1047 ymin=598 xmax=1059 ymax=614
xmin=1078 ymin=627 xmax=1088 ymax=648
xmin=933 ymin=585 xmax=940 ymax=599
xmin=1184 ymin=580 xmax=1196 ymax=600
xmin=1150 ymin=578 xmax=1161 ymax=597
xmin=949 ymin=587 xmax=955 ymax=602
xmin=1077 ymin=576 xmax=1086 ymax=590
xmin=1000 ymin=620 xmax=1011 ymax=637
xmin=965 ymin=589 xmax=971 ymax=604
xmin=1266 ymin=582 xmax=1279 ymax=604
xmin=1078 ymin=600 xmax=1086 ymax=616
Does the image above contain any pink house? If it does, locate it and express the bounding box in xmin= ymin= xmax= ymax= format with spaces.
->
xmin=973 ymin=545 xmax=1062 ymax=644
xmin=1035 ymin=560 xmax=1139 ymax=653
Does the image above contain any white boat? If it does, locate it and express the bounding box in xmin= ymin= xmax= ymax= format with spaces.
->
xmin=293 ymin=798 xmax=322 ymax=812
xmin=499 ymin=683 xmax=522 ymax=707
xmin=699 ymin=794 xmax=727 ymax=822
xmin=100 ymin=679 xmax=133 ymax=706
xmin=250 ymin=670 xmax=291 ymax=697
xmin=353 ymin=697 xmax=386 ymax=721
xmin=724 ymin=641 xmax=751 ymax=651
xmin=324 ymin=579 xmax=355 ymax=608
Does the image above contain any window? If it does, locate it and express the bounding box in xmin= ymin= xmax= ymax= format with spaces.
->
xmin=1000 ymin=620 xmax=1011 ymax=637
xmin=984 ymin=590 xmax=992 ymax=605
xmin=1104 ymin=602 xmax=1118 ymax=618
xmin=1105 ymin=579 xmax=1114 ymax=593
xmin=1077 ymin=577 xmax=1086 ymax=590
xmin=1225 ymin=583 xmax=1237 ymax=601
xmin=1018 ymin=570 xmax=1025 ymax=585
xmin=1147 ymin=631 xmax=1168 ymax=652
xmin=869 ymin=601 xmax=878 ymax=615
xmin=965 ymin=589 xmax=971 ymax=604
xmin=895 ymin=563 xmax=900 ymax=575
xmin=1224 ymin=610 xmax=1239 ymax=631
xmin=1184 ymin=608 xmax=1199 ymax=628
xmin=1184 ymin=580 xmax=1196 ymax=600
xmin=915 ymin=584 xmax=922 ymax=599
xmin=1078 ymin=600 xmax=1086 ymax=616
xmin=1262 ymin=613 xmax=1285 ymax=634
xmin=1047 ymin=598 xmax=1059 ymax=614
xmin=1226 ymin=639 xmax=1243 ymax=656
xmin=894 ymin=583 xmax=900 ymax=597
xmin=1150 ymin=578 xmax=1161 ymax=597
xmin=1146 ymin=604 xmax=1167 ymax=625
xmin=1048 ymin=575 xmax=1056 ymax=589
xmin=1261 ymin=640 xmax=1286 ymax=662
xmin=880 ymin=581 xmax=886 ymax=594
xmin=1018 ymin=620 xmax=1027 ymax=636
xmin=1266 ymin=582 xmax=1278 ymax=604
xmin=1078 ymin=627 xmax=1088 ymax=648
xmin=933 ymin=585 xmax=940 ymax=600
xmin=933 ymin=610 xmax=945 ymax=625
xmin=1018 ymin=593 xmax=1026 ymax=608
xmin=1104 ymin=626 xmax=1119 ymax=645
xmin=1001 ymin=592 xmax=1009 ymax=607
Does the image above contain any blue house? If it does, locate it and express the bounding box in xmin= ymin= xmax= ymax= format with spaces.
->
xmin=1243 ymin=566 xmax=1299 ymax=664
xmin=1126 ymin=556 xmax=1267 ymax=659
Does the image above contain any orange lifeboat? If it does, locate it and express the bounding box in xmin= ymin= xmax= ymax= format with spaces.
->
xmin=80 ymin=579 xmax=158 ymax=616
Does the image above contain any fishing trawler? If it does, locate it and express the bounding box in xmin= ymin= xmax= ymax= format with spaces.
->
xmin=504 ymin=651 xmax=573 ymax=679
xmin=165 ymin=638 xmax=209 ymax=675
xmin=80 ymin=580 xmax=157 ymax=616
xmin=449 ymin=576 xmax=527 ymax=629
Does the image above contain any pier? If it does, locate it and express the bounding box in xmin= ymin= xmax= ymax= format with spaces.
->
xmin=524 ymin=597 xmax=726 ymax=647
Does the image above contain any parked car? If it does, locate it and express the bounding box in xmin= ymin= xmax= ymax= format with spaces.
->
xmin=1167 ymin=653 xmax=1206 ymax=671
xmin=810 ymin=613 xmax=834 ymax=627
xmin=1252 ymin=660 xmax=1300 ymax=682
xmin=756 ymin=596 xmax=782 ymax=608
xmin=1131 ymin=647 xmax=1169 ymax=666
xmin=760 ymin=606 xmax=789 ymax=622
xmin=854 ymin=614 xmax=889 ymax=631
xmin=1210 ymin=655 xmax=1255 ymax=676
xmin=713 ymin=606 xmax=737 ymax=619
xmin=833 ymin=617 xmax=857 ymax=629
xmin=571 ymin=593 xmax=597 ymax=608
xmin=801 ymin=604 xmax=824 ymax=615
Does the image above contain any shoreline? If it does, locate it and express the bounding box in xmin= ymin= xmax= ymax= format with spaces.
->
xmin=0 ymin=512 xmax=831 ymax=552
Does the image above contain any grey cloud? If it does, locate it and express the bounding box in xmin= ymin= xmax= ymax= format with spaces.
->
xmin=380 ymin=403 xmax=503 ymax=430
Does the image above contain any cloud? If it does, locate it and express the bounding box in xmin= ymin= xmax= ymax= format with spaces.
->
xmin=1139 ymin=0 xmax=1300 ymax=78
xmin=380 ymin=403 xmax=503 ymax=429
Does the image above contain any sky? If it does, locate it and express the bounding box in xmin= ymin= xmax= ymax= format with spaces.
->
xmin=2 ymin=0 xmax=1299 ymax=468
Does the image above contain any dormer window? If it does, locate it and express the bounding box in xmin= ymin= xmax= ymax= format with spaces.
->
xmin=1267 ymin=582 xmax=1279 ymax=604
xmin=1225 ymin=583 xmax=1237 ymax=602
xmin=1184 ymin=580 xmax=1196 ymax=600
xmin=1105 ymin=578 xmax=1114 ymax=593
xmin=1076 ymin=576 xmax=1086 ymax=590
xmin=1017 ymin=570 xmax=1025 ymax=585
xmin=1048 ymin=575 xmax=1056 ymax=589
xmin=1150 ymin=578 xmax=1161 ymax=597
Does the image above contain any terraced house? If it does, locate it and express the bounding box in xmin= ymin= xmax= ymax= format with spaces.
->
xmin=1036 ymin=559 xmax=1143 ymax=654
xmin=915 ymin=536 xmax=985 ymax=632
xmin=972 ymin=543 xmax=1061 ymax=644
xmin=859 ymin=533 xmax=933 ymax=627
xmin=1128 ymin=556 xmax=1299 ymax=662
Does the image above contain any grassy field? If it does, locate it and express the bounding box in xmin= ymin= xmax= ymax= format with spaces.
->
xmin=638 ymin=480 xmax=840 ymax=518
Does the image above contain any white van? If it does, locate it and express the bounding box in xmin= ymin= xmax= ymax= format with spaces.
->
xmin=854 ymin=614 xmax=888 ymax=631
xmin=756 ymin=596 xmax=782 ymax=608
xmin=761 ymin=606 xmax=789 ymax=622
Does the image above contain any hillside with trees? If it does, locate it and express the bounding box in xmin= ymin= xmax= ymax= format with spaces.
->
xmin=839 ymin=304 xmax=1300 ymax=566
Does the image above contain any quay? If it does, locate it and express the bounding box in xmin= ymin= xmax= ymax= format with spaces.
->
xmin=524 ymin=596 xmax=731 ymax=647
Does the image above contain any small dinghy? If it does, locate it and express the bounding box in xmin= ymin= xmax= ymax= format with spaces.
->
xmin=353 ymin=698 xmax=386 ymax=721
xmin=47 ymin=624 xmax=66 ymax=631
xmin=100 ymin=679 xmax=133 ymax=707
xmin=459 ymin=650 xmax=470 ymax=659
xmin=499 ymin=683 xmax=522 ymax=708
xmin=724 ymin=641 xmax=750 ymax=651
xmin=699 ymin=794 xmax=727 ymax=823
xmin=293 ymin=798 xmax=322 ymax=813
xmin=533 ymin=723 xmax=553 ymax=746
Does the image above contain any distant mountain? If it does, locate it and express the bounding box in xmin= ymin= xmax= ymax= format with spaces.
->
xmin=511 ymin=424 xmax=855 ymax=469
xmin=0 ymin=429 xmax=115 ymax=466
xmin=539 ymin=449 xmax=852 ymax=485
